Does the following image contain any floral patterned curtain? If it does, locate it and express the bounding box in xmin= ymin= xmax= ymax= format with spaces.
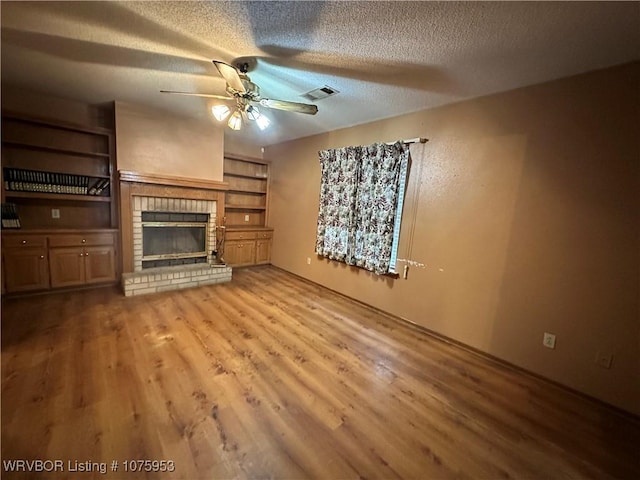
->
xmin=316 ymin=142 xmax=409 ymax=274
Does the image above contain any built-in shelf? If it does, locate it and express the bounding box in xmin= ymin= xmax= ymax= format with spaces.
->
xmin=1 ymin=109 xmax=118 ymax=231
xmin=223 ymin=172 xmax=269 ymax=180
xmin=223 ymin=156 xmax=270 ymax=221
xmin=2 ymin=141 xmax=111 ymax=159
xmin=225 ymin=204 xmax=267 ymax=210
xmin=222 ymin=155 xmax=272 ymax=266
xmin=226 ymin=188 xmax=267 ymax=195
xmin=4 ymin=191 xmax=112 ymax=202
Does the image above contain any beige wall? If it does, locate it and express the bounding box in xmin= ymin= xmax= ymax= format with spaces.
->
xmin=224 ymin=136 xmax=264 ymax=159
xmin=264 ymin=63 xmax=640 ymax=415
xmin=115 ymin=101 xmax=224 ymax=181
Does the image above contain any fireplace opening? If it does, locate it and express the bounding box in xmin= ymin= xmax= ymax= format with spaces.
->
xmin=141 ymin=212 xmax=209 ymax=269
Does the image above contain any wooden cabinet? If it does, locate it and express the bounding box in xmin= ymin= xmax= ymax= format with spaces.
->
xmin=223 ymin=228 xmax=272 ymax=267
xmin=49 ymin=247 xmax=86 ymax=288
xmin=2 ymin=234 xmax=50 ymax=293
xmin=1 ymin=230 xmax=117 ymax=293
xmin=255 ymin=231 xmax=273 ymax=265
xmin=224 ymin=241 xmax=257 ymax=267
xmin=49 ymin=245 xmax=116 ymax=287
xmin=49 ymin=232 xmax=117 ymax=288
xmin=84 ymin=246 xmax=117 ymax=284
xmin=224 ymin=230 xmax=258 ymax=267
xmin=223 ymin=155 xmax=273 ymax=266
xmin=1 ymin=110 xmax=118 ymax=230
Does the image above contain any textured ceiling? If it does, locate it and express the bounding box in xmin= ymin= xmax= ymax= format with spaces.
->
xmin=1 ymin=1 xmax=639 ymax=148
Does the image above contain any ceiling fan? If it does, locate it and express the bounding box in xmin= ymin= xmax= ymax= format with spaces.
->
xmin=161 ymin=60 xmax=318 ymax=131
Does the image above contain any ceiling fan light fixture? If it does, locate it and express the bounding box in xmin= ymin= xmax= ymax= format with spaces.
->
xmin=212 ymin=104 xmax=231 ymax=121
xmin=245 ymin=105 xmax=269 ymax=130
xmin=245 ymin=105 xmax=261 ymax=121
xmin=228 ymin=110 xmax=242 ymax=130
xmin=255 ymin=114 xmax=270 ymax=131
xmin=167 ymin=59 xmax=317 ymax=132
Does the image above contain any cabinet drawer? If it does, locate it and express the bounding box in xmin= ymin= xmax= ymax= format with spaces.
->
xmin=48 ymin=232 xmax=115 ymax=247
xmin=2 ymin=235 xmax=48 ymax=248
xmin=256 ymin=231 xmax=273 ymax=239
xmin=226 ymin=231 xmax=258 ymax=241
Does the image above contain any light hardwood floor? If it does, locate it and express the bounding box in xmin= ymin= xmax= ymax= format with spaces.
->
xmin=2 ymin=266 xmax=639 ymax=479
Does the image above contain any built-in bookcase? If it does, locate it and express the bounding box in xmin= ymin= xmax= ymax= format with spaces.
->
xmin=222 ymin=155 xmax=273 ymax=267
xmin=223 ymin=155 xmax=269 ymax=228
xmin=1 ymin=111 xmax=117 ymax=229
xmin=1 ymin=108 xmax=119 ymax=294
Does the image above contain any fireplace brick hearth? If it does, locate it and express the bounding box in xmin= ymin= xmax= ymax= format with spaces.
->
xmin=122 ymin=263 xmax=231 ymax=296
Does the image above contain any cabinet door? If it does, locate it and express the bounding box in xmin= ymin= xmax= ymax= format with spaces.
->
xmin=49 ymin=247 xmax=85 ymax=288
xmin=224 ymin=240 xmax=256 ymax=266
xmin=2 ymin=248 xmax=50 ymax=292
xmin=255 ymin=239 xmax=272 ymax=265
xmin=84 ymin=246 xmax=116 ymax=284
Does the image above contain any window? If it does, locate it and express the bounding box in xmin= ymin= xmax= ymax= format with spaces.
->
xmin=315 ymin=142 xmax=410 ymax=275
xmin=389 ymin=153 xmax=409 ymax=274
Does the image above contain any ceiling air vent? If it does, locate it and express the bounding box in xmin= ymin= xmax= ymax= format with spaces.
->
xmin=301 ymin=85 xmax=339 ymax=101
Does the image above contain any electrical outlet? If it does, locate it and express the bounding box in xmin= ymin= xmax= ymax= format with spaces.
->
xmin=595 ymin=351 xmax=613 ymax=369
xmin=51 ymin=208 xmax=60 ymax=219
xmin=543 ymin=332 xmax=556 ymax=349
xmin=244 ymin=214 xmax=250 ymax=222
xmin=306 ymin=257 xmax=311 ymax=265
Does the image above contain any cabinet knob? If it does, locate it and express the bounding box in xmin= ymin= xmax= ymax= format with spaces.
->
xmin=79 ymin=253 xmax=84 ymax=257
xmin=21 ymin=240 xmax=26 ymax=244
xmin=82 ymin=239 xmax=86 ymax=243
xmin=85 ymin=253 xmax=89 ymax=256
xmin=39 ymin=255 xmax=44 ymax=259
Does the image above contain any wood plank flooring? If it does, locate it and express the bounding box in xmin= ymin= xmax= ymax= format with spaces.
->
xmin=2 ymin=266 xmax=639 ymax=479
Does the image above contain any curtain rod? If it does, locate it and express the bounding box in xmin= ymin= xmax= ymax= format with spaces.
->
xmin=386 ymin=137 xmax=428 ymax=145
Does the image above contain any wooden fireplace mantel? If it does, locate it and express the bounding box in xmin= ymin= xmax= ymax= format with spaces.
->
xmin=119 ymin=170 xmax=229 ymax=192
xmin=119 ymin=170 xmax=228 ymax=274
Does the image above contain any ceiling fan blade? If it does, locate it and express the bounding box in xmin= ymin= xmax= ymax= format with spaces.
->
xmin=258 ymin=98 xmax=318 ymax=115
xmin=160 ymin=90 xmax=233 ymax=100
xmin=213 ymin=60 xmax=246 ymax=94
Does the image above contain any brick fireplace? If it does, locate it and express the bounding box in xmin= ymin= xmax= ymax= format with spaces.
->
xmin=132 ymin=196 xmax=216 ymax=271
xmin=119 ymin=171 xmax=231 ymax=296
